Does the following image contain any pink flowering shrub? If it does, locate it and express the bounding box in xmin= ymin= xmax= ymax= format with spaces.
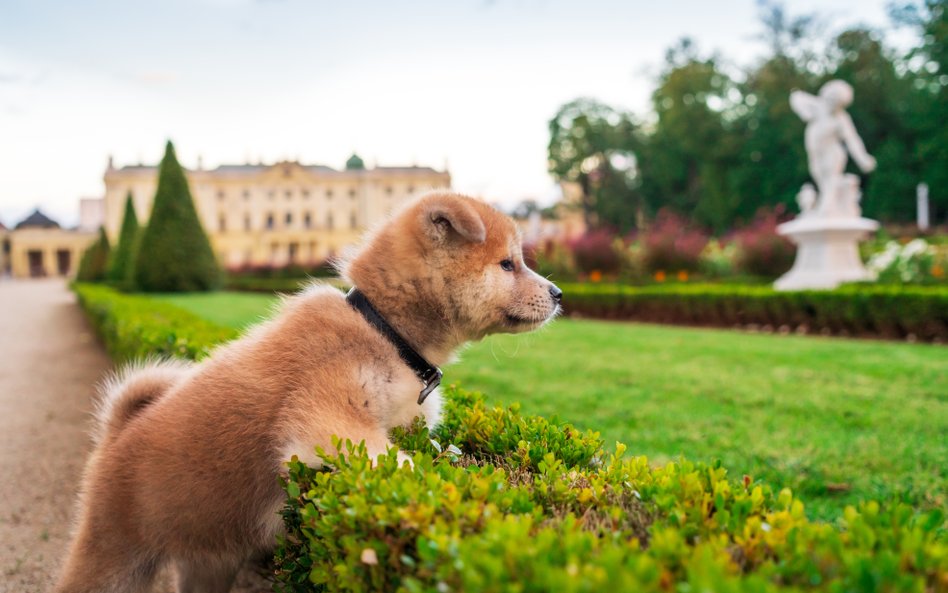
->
xmin=641 ymin=209 xmax=709 ymax=273
xmin=569 ymin=230 xmax=622 ymax=276
xmin=734 ymin=207 xmax=796 ymax=278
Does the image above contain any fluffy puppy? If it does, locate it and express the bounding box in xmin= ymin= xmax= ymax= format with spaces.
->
xmin=55 ymin=191 xmax=562 ymax=593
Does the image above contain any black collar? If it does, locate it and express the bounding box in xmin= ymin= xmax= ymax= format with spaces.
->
xmin=345 ymin=288 xmax=442 ymax=405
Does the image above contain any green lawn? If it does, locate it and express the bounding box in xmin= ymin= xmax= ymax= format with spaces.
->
xmin=153 ymin=291 xmax=948 ymax=520
xmin=152 ymin=291 xmax=280 ymax=330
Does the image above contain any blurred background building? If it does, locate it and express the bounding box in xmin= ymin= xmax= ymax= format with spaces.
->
xmin=95 ymin=154 xmax=449 ymax=269
xmin=0 ymin=209 xmax=94 ymax=278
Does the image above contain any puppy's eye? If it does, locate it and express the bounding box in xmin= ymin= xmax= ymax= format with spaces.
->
xmin=500 ymin=259 xmax=515 ymax=272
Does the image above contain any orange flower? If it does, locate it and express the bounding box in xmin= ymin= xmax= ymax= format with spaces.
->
xmin=654 ymin=270 xmax=666 ymax=282
xmin=589 ymin=270 xmax=603 ymax=283
xmin=677 ymin=270 xmax=689 ymax=282
xmin=933 ymin=264 xmax=945 ymax=278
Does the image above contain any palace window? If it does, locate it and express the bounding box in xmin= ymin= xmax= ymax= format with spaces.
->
xmin=407 ymin=185 xmax=415 ymax=194
xmin=219 ymin=215 xmax=226 ymax=232
xmin=267 ymin=190 xmax=275 ymax=200
xmin=217 ymin=190 xmax=226 ymax=201
xmin=385 ymin=186 xmax=393 ymax=195
xmin=350 ymin=211 xmax=357 ymax=229
xmin=326 ymin=189 xmax=334 ymax=199
xmin=243 ymin=189 xmax=251 ymax=200
xmin=244 ymin=215 xmax=251 ymax=231
xmin=265 ymin=213 xmax=274 ymax=230
xmin=327 ymin=212 xmax=334 ymax=230
xmin=285 ymin=212 xmax=293 ymax=227
xmin=302 ymin=189 xmax=310 ymax=199
xmin=304 ymin=212 xmax=312 ymax=229
xmin=288 ymin=242 xmax=299 ymax=262
xmin=348 ymin=188 xmax=356 ymax=199
xmin=285 ymin=189 xmax=292 ymax=199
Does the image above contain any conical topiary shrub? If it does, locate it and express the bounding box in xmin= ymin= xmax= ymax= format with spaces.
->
xmin=108 ymin=192 xmax=139 ymax=286
xmin=76 ymin=227 xmax=111 ymax=282
xmin=134 ymin=141 xmax=221 ymax=292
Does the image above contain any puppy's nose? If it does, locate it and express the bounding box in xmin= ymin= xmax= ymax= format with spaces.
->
xmin=549 ymin=284 xmax=563 ymax=303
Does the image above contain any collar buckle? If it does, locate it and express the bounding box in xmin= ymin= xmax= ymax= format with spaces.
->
xmin=417 ymin=367 xmax=443 ymax=405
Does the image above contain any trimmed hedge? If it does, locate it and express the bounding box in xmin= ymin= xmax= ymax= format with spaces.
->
xmin=276 ymin=388 xmax=947 ymax=593
xmin=74 ymin=283 xmax=235 ymax=362
xmin=561 ymin=283 xmax=948 ymax=342
xmin=73 ymin=284 xmax=948 ymax=592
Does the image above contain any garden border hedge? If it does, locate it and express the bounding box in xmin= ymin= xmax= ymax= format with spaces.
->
xmin=72 ymin=283 xmax=948 ymax=592
xmin=221 ymin=278 xmax=948 ymax=342
xmin=561 ymin=283 xmax=948 ymax=342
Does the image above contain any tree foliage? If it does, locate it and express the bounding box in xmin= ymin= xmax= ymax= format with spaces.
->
xmin=76 ymin=227 xmax=111 ymax=282
xmin=134 ymin=141 xmax=221 ymax=292
xmin=548 ymin=99 xmax=641 ymax=232
xmin=549 ymin=1 xmax=947 ymax=232
xmin=108 ymin=192 xmax=139 ymax=286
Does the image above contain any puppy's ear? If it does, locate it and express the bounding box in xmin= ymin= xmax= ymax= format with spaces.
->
xmin=424 ymin=196 xmax=486 ymax=244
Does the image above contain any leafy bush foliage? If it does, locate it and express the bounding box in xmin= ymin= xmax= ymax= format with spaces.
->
xmin=561 ymin=282 xmax=948 ymax=341
xmin=641 ymin=210 xmax=709 ymax=273
xmin=76 ymin=227 xmax=111 ymax=282
xmin=733 ymin=207 xmax=796 ymax=278
xmin=134 ymin=141 xmax=222 ymax=292
xmin=73 ymin=284 xmax=948 ymax=591
xmin=74 ymin=283 xmax=235 ymax=361
xmin=569 ymin=230 xmax=622 ymax=275
xmin=699 ymin=239 xmax=738 ymax=279
xmin=107 ymin=192 xmax=140 ymax=287
xmin=867 ymin=239 xmax=941 ymax=284
xmin=276 ymin=387 xmax=947 ymax=592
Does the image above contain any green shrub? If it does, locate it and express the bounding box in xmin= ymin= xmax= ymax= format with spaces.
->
xmin=134 ymin=140 xmax=222 ymax=292
xmin=76 ymin=227 xmax=111 ymax=282
xmin=108 ymin=192 xmax=140 ymax=287
xmin=276 ymin=386 xmax=947 ymax=592
xmin=561 ymin=283 xmax=948 ymax=341
xmin=72 ymin=284 xmax=948 ymax=592
xmin=74 ymin=283 xmax=235 ymax=361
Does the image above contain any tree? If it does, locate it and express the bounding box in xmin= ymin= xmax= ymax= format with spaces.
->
xmin=76 ymin=227 xmax=111 ymax=282
xmin=637 ymin=39 xmax=741 ymax=233
xmin=547 ymin=99 xmax=642 ymax=232
xmin=134 ymin=141 xmax=221 ymax=292
xmin=891 ymin=0 xmax=948 ymax=222
xmin=108 ymin=192 xmax=139 ymax=286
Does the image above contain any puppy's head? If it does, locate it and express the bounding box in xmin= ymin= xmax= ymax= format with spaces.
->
xmin=341 ymin=191 xmax=562 ymax=343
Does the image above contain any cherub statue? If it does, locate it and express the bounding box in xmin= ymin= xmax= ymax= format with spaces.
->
xmin=790 ymin=80 xmax=876 ymax=217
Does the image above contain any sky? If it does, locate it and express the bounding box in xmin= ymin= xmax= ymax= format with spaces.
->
xmin=0 ymin=0 xmax=915 ymax=228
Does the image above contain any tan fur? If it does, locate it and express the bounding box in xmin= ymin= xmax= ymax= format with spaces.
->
xmin=55 ymin=191 xmax=561 ymax=593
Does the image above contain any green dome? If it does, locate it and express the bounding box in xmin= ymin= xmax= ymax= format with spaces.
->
xmin=345 ymin=153 xmax=365 ymax=170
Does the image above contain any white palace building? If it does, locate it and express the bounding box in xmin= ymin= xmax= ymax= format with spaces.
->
xmin=98 ymin=153 xmax=450 ymax=269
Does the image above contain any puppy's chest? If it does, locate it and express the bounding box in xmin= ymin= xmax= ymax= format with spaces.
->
xmin=354 ymin=360 xmax=422 ymax=428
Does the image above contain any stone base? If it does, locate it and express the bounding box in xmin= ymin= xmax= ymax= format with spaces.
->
xmin=774 ymin=217 xmax=879 ymax=291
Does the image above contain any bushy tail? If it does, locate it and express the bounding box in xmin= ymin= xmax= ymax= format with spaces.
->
xmin=93 ymin=359 xmax=192 ymax=443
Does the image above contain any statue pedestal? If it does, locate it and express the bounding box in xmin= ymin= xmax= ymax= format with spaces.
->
xmin=774 ymin=217 xmax=879 ymax=291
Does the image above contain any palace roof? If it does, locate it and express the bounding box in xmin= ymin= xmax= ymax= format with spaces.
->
xmin=15 ymin=209 xmax=60 ymax=230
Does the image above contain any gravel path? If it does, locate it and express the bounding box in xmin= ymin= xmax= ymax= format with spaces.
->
xmin=0 ymin=279 xmax=270 ymax=593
